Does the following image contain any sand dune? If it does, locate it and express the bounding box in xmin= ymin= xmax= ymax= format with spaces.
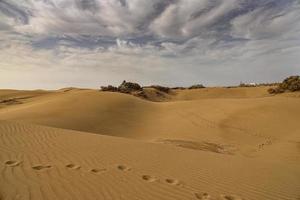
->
xmin=172 ymin=87 xmax=271 ymax=100
xmin=1 ymin=121 xmax=299 ymax=200
xmin=0 ymin=87 xmax=300 ymax=200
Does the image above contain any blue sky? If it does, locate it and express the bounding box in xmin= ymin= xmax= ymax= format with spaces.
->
xmin=0 ymin=0 xmax=300 ymax=89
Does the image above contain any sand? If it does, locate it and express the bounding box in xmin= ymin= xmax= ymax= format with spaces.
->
xmin=0 ymin=87 xmax=299 ymax=200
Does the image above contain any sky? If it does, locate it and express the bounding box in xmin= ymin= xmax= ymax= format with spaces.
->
xmin=0 ymin=0 xmax=300 ymax=89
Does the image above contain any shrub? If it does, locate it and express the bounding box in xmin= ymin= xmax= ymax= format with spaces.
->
xmin=134 ymin=90 xmax=147 ymax=98
xmin=0 ymin=98 xmax=22 ymax=105
xmin=171 ymin=87 xmax=186 ymax=90
xmin=268 ymin=75 xmax=300 ymax=94
xmin=100 ymin=85 xmax=118 ymax=92
xmin=267 ymin=88 xmax=284 ymax=94
xmin=280 ymin=76 xmax=300 ymax=92
xmin=267 ymin=88 xmax=275 ymax=94
xmin=118 ymin=80 xmax=142 ymax=93
xmin=188 ymin=84 xmax=205 ymax=89
xmin=150 ymin=85 xmax=171 ymax=93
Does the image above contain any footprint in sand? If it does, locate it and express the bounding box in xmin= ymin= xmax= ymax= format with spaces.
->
xmin=195 ymin=192 xmax=211 ymax=200
xmin=142 ymin=175 xmax=158 ymax=182
xmin=65 ymin=164 xmax=81 ymax=170
xmin=32 ymin=165 xmax=52 ymax=171
xmin=117 ymin=165 xmax=131 ymax=171
xmin=90 ymin=168 xmax=107 ymax=174
xmin=165 ymin=178 xmax=181 ymax=186
xmin=4 ymin=160 xmax=21 ymax=167
xmin=219 ymin=195 xmax=244 ymax=200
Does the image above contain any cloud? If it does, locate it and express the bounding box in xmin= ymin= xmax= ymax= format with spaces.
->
xmin=231 ymin=1 xmax=300 ymax=40
xmin=0 ymin=0 xmax=299 ymax=89
xmin=0 ymin=0 xmax=31 ymax=24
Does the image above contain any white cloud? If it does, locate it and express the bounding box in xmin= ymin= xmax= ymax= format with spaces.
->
xmin=0 ymin=0 xmax=299 ymax=89
xmin=231 ymin=2 xmax=300 ymax=40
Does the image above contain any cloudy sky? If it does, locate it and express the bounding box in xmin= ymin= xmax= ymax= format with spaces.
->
xmin=0 ymin=0 xmax=300 ymax=89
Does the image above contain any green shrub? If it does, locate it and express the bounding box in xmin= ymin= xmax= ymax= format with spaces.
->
xmin=100 ymin=85 xmax=118 ymax=92
xmin=188 ymin=84 xmax=205 ymax=89
xmin=118 ymin=80 xmax=142 ymax=93
xmin=171 ymin=87 xmax=186 ymax=90
xmin=280 ymin=76 xmax=300 ymax=91
xmin=150 ymin=85 xmax=171 ymax=93
xmin=268 ymin=75 xmax=300 ymax=94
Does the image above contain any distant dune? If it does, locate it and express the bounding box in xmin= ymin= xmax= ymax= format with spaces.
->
xmin=0 ymin=87 xmax=300 ymax=200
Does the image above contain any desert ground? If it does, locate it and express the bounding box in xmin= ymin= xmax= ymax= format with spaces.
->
xmin=0 ymin=86 xmax=299 ymax=200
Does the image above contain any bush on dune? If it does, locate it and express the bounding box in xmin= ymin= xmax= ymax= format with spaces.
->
xmin=150 ymin=85 xmax=171 ymax=93
xmin=171 ymin=87 xmax=186 ymax=90
xmin=100 ymin=85 xmax=118 ymax=92
xmin=118 ymin=80 xmax=142 ymax=93
xmin=279 ymin=76 xmax=300 ymax=91
xmin=188 ymin=84 xmax=205 ymax=89
xmin=267 ymin=87 xmax=284 ymax=94
xmin=268 ymin=75 xmax=300 ymax=94
xmin=100 ymin=80 xmax=142 ymax=93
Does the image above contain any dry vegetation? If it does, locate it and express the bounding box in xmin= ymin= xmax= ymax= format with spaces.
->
xmin=100 ymin=76 xmax=300 ymax=100
xmin=101 ymin=81 xmax=206 ymax=101
xmin=148 ymin=85 xmax=171 ymax=93
xmin=101 ymin=80 xmax=142 ymax=93
xmin=188 ymin=84 xmax=206 ymax=89
xmin=268 ymin=76 xmax=300 ymax=94
xmin=101 ymin=81 xmax=209 ymax=102
xmin=0 ymin=96 xmax=33 ymax=106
